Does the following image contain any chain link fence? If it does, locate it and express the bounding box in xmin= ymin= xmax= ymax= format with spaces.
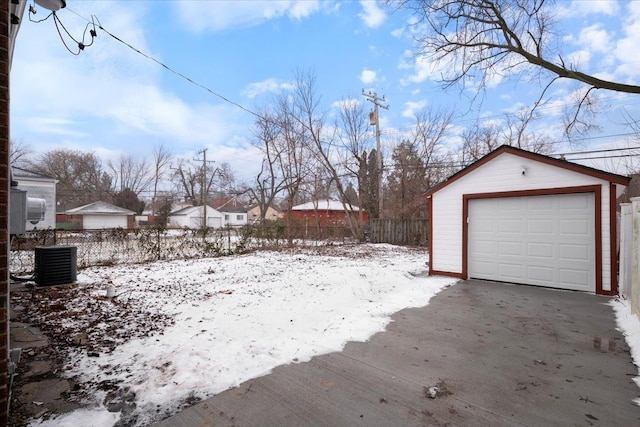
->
xmin=10 ymin=223 xmax=359 ymax=275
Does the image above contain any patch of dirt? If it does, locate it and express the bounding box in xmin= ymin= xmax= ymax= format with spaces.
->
xmin=9 ymin=282 xmax=176 ymax=425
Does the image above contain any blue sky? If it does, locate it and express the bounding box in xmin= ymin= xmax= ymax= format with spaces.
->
xmin=10 ymin=0 xmax=640 ymax=189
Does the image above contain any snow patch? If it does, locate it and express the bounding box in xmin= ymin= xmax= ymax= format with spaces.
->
xmin=610 ymin=298 xmax=640 ymax=406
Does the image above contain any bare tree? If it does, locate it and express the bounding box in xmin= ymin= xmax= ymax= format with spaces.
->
xmin=10 ymin=139 xmax=33 ymax=169
xmin=172 ymin=159 xmax=205 ymax=205
xmin=28 ymin=149 xmax=113 ymax=209
xmin=108 ymin=154 xmax=153 ymax=196
xmin=411 ymin=108 xmax=453 ymax=188
xmin=459 ymin=121 xmax=502 ymax=165
xmin=335 ymin=97 xmax=374 ymax=222
xmin=275 ymin=91 xmax=314 ymax=223
xmin=248 ymin=109 xmax=288 ymax=222
xmin=151 ymin=143 xmax=173 ymax=203
xmin=171 ymin=158 xmax=233 ymax=206
xmin=394 ymin=0 xmax=640 ymax=134
xmin=289 ymin=69 xmax=367 ymax=240
xmin=458 ymin=114 xmax=554 ymax=166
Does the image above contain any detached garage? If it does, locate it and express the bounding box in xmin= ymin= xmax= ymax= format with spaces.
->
xmin=425 ymin=145 xmax=630 ymax=295
xmin=65 ymin=201 xmax=135 ymax=230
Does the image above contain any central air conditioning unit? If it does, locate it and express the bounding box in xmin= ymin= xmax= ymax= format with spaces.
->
xmin=34 ymin=246 xmax=77 ymax=287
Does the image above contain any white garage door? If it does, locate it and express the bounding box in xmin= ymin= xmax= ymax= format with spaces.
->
xmin=468 ymin=193 xmax=595 ymax=291
xmin=188 ymin=217 xmax=222 ymax=228
xmin=84 ymin=215 xmax=128 ymax=230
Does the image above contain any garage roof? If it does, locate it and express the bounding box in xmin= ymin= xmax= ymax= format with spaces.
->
xmin=66 ymin=201 xmax=135 ymax=216
xmin=424 ymin=145 xmax=631 ymax=197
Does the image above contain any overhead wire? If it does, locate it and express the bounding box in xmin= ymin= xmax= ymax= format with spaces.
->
xmin=66 ymin=8 xmax=263 ymax=121
xmin=42 ymin=6 xmax=640 ymax=192
xmin=65 ymin=6 xmax=639 ymax=149
xmin=30 ymin=5 xmax=97 ymax=55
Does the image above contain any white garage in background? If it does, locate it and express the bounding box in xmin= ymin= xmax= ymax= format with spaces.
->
xmin=424 ymin=145 xmax=630 ymax=295
xmin=66 ymin=201 xmax=135 ymax=230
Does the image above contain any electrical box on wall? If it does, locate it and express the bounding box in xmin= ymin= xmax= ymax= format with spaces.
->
xmin=10 ymin=187 xmax=46 ymax=236
xmin=10 ymin=188 xmax=27 ymax=236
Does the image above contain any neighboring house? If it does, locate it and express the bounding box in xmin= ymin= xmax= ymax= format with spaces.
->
xmin=247 ymin=205 xmax=283 ymax=223
xmin=65 ymin=201 xmax=135 ymax=230
xmin=167 ymin=205 xmax=223 ymax=229
xmin=287 ymin=199 xmax=369 ymax=227
xmin=218 ymin=205 xmax=249 ymax=227
xmin=424 ymin=145 xmax=630 ymax=296
xmin=12 ymin=166 xmax=57 ymax=230
xmin=210 ymin=197 xmax=250 ymax=227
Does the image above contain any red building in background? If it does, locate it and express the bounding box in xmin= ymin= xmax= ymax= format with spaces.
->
xmin=286 ymin=199 xmax=369 ymax=227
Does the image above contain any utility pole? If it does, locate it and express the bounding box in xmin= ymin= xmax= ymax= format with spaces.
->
xmin=362 ymin=90 xmax=389 ymax=218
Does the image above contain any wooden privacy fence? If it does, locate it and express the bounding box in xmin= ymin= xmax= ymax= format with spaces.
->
xmin=368 ymin=219 xmax=428 ymax=246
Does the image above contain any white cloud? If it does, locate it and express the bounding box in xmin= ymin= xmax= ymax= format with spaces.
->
xmin=10 ymin=1 xmax=254 ymax=165
xmin=578 ymin=24 xmax=611 ymax=54
xmin=242 ymin=78 xmax=294 ymax=99
xmin=359 ymin=69 xmax=377 ymax=84
xmin=402 ymin=100 xmax=426 ymax=118
xmin=566 ymin=49 xmax=592 ymax=69
xmin=569 ymin=0 xmax=620 ymax=16
xmin=612 ymin=2 xmax=640 ymax=81
xmin=175 ymin=0 xmax=320 ymax=32
xmin=358 ymin=1 xmax=386 ymax=28
xmin=399 ymin=53 xmax=442 ymax=85
xmin=29 ymin=118 xmax=89 ymax=138
xmin=332 ymin=98 xmax=360 ymax=110
xmin=391 ymin=27 xmax=404 ymax=38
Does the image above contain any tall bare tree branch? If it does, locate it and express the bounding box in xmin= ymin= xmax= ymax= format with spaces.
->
xmin=393 ymin=0 xmax=640 ymax=133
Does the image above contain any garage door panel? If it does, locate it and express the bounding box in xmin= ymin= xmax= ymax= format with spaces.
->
xmin=499 ymin=219 xmax=522 ymax=233
xmin=526 ymin=266 xmax=554 ymax=282
xmin=469 ymin=193 xmax=595 ymax=292
xmin=474 ymin=218 xmax=495 ymax=232
xmin=498 ymin=241 xmax=522 ymax=256
xmin=559 ymin=219 xmax=589 ymax=235
xmin=470 ymin=239 xmax=494 ymax=254
xmin=527 ymin=242 xmax=553 ymax=258
xmin=558 ymin=244 xmax=589 ymax=261
xmin=472 ymin=261 xmax=496 ymax=277
xmin=527 ymin=219 xmax=554 ymax=234
xmin=498 ymin=198 xmax=521 ymax=210
xmin=559 ymin=194 xmax=590 ymax=209
xmin=558 ymin=269 xmax=590 ymax=290
xmin=498 ymin=263 xmax=524 ymax=280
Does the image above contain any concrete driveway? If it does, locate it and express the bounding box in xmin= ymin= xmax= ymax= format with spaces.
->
xmin=155 ymin=280 xmax=640 ymax=426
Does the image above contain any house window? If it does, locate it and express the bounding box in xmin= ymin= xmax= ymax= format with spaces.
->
xmin=236 ymin=215 xmax=244 ymax=221
xmin=224 ymin=214 xmax=229 ymax=220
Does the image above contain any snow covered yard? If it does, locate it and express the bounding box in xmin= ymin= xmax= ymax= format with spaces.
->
xmin=20 ymin=244 xmax=457 ymax=426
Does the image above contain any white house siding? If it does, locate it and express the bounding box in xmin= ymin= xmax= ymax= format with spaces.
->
xmin=83 ymin=215 xmax=128 ymax=230
xmin=223 ymin=212 xmax=247 ymax=227
xmin=168 ymin=206 xmax=223 ymax=229
xmin=430 ymin=151 xmax=617 ymax=292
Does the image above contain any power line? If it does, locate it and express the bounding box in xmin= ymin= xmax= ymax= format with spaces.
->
xmin=557 ymin=145 xmax=640 ymax=157
xmin=52 ymin=7 xmax=640 ymax=162
xmin=66 ymin=8 xmax=263 ymax=120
